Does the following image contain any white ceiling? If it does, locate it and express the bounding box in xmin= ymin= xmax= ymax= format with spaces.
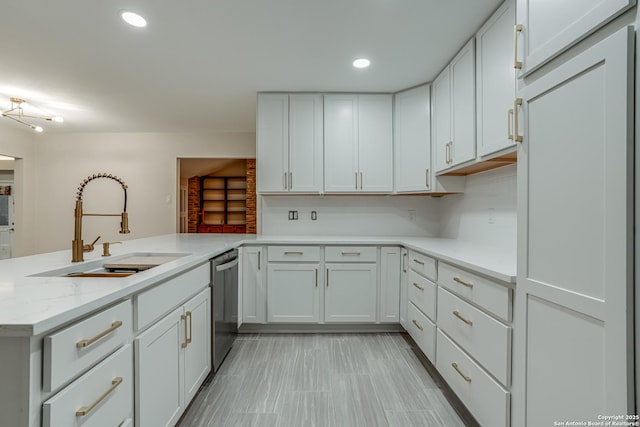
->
xmin=0 ymin=0 xmax=503 ymax=134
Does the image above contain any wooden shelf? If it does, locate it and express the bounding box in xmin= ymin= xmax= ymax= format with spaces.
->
xmin=199 ymin=176 xmax=247 ymax=234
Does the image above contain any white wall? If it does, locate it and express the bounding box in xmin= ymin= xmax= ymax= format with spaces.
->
xmin=260 ymin=195 xmax=441 ymax=237
xmin=439 ymin=164 xmax=517 ymax=251
xmin=33 ymin=132 xmax=255 ymax=253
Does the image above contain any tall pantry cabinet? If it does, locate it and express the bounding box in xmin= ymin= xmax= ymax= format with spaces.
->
xmin=513 ymin=1 xmax=635 ymax=424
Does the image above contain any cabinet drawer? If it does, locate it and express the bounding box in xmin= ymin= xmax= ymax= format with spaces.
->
xmin=136 ymin=263 xmax=210 ymax=331
xmin=437 ymin=287 xmax=511 ymax=386
xmin=325 ymin=246 xmax=377 ymax=262
xmin=43 ymin=299 xmax=132 ymax=392
xmin=407 ymin=269 xmax=436 ymax=322
xmin=43 ymin=344 xmax=134 ymax=427
xmin=268 ymin=246 xmax=320 ymax=262
xmin=436 ymin=330 xmax=510 ymax=427
xmin=407 ymin=302 xmax=436 ymax=363
xmin=408 ymin=250 xmax=436 ymax=280
xmin=438 ymin=262 xmax=511 ymax=322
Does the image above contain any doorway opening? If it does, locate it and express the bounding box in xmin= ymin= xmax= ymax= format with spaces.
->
xmin=0 ymin=157 xmax=15 ymax=259
xmin=178 ymin=158 xmax=256 ymax=234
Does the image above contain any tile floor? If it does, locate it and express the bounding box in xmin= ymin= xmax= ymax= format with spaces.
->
xmin=178 ymin=333 xmax=470 ymax=427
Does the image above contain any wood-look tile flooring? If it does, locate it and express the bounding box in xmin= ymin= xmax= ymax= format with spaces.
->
xmin=179 ymin=333 xmax=467 ymax=427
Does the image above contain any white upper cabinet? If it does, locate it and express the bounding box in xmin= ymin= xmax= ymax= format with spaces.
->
xmin=394 ymin=85 xmax=432 ymax=192
xmin=257 ymin=93 xmax=323 ymax=193
xmin=434 ymin=39 xmax=476 ymax=173
xmin=476 ymin=0 xmax=517 ymax=157
xmin=514 ymin=0 xmax=635 ymax=75
xmin=324 ymin=94 xmax=393 ymax=193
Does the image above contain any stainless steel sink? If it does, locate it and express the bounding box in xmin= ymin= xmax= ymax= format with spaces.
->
xmin=31 ymin=252 xmax=190 ymax=278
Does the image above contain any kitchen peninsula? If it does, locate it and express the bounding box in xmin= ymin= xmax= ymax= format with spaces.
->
xmin=0 ymin=233 xmax=514 ymax=427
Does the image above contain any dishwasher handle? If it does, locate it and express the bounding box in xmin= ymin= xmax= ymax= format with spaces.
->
xmin=215 ymin=258 xmax=238 ymax=272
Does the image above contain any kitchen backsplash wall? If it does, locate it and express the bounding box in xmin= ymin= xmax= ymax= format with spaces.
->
xmin=439 ymin=164 xmax=517 ymax=251
xmin=260 ymin=195 xmax=441 ymax=237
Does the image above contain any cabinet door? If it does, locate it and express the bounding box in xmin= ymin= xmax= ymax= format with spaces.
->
xmin=325 ymin=263 xmax=377 ymax=322
xmin=450 ymin=38 xmax=476 ymax=167
xmin=241 ymin=246 xmax=266 ymax=323
xmin=380 ymin=247 xmax=401 ymax=323
xmin=183 ymin=288 xmax=211 ymax=404
xmin=399 ymin=248 xmax=409 ymax=329
xmin=267 ymin=263 xmax=320 ymax=322
xmin=476 ymin=0 xmax=517 ymax=157
xmin=358 ymin=94 xmax=393 ymax=192
xmin=513 ymin=27 xmax=634 ymax=426
xmin=433 ymin=66 xmax=451 ymax=173
xmin=394 ymin=85 xmax=432 ymax=192
xmin=135 ymin=306 xmax=185 ymax=427
xmin=324 ymin=94 xmax=359 ymax=192
xmin=515 ymin=0 xmax=634 ymax=75
xmin=257 ymin=94 xmax=289 ymax=193
xmin=289 ymin=94 xmax=323 ymax=193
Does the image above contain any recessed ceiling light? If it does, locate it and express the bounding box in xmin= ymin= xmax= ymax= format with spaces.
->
xmin=352 ymin=58 xmax=371 ymax=69
xmin=121 ymin=11 xmax=147 ymax=28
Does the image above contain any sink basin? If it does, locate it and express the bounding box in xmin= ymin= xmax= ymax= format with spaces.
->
xmin=31 ymin=252 xmax=190 ymax=278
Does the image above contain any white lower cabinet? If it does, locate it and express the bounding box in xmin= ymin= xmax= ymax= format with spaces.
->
xmin=436 ymin=330 xmax=510 ymax=427
xmin=135 ymin=287 xmax=211 ymax=427
xmin=399 ymin=248 xmax=409 ymax=329
xmin=407 ymin=301 xmax=436 ymax=363
xmin=241 ymin=246 xmax=266 ymax=323
xmin=325 ymin=262 xmax=377 ymax=322
xmin=379 ymin=247 xmax=401 ymax=323
xmin=42 ymin=344 xmax=134 ymax=427
xmin=267 ymin=262 xmax=320 ymax=322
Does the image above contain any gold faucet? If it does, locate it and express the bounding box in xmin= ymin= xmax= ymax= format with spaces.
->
xmin=72 ymin=173 xmax=130 ymax=262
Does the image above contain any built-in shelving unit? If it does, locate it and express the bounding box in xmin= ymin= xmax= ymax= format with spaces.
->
xmin=198 ymin=176 xmax=247 ymax=233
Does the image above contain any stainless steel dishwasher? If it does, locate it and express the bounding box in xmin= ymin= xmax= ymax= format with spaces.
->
xmin=210 ymin=249 xmax=238 ymax=372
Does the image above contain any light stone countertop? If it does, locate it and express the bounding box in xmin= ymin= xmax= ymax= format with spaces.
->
xmin=0 ymin=233 xmax=515 ymax=337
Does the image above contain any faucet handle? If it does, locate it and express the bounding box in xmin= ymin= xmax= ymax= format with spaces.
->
xmin=83 ymin=235 xmax=101 ymax=253
xmin=102 ymin=241 xmax=122 ymax=257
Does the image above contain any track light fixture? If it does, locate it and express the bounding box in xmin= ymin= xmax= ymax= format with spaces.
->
xmin=1 ymin=97 xmax=63 ymax=132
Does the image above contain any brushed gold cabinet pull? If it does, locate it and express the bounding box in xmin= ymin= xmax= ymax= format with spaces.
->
xmin=283 ymin=172 xmax=287 ymax=190
xmin=326 ymin=268 xmax=329 ymax=287
xmin=402 ymin=252 xmax=407 ymax=273
xmin=315 ymin=268 xmax=318 ymax=287
xmin=341 ymin=251 xmax=361 ymax=256
xmin=181 ymin=314 xmax=188 ymax=348
xmin=514 ymin=98 xmax=523 ymax=143
xmin=445 ymin=142 xmax=450 ymax=164
xmin=513 ymin=24 xmax=523 ymax=69
xmin=413 ymin=259 xmax=425 ymax=266
xmin=425 ymin=169 xmax=430 ymax=189
xmin=453 ymin=310 xmax=473 ymax=326
xmin=507 ymin=109 xmax=514 ymax=140
xmin=412 ymin=319 xmax=423 ymax=331
xmin=284 ymin=251 xmax=304 ymax=255
xmin=360 ymin=172 xmax=363 ymax=190
xmin=452 ymin=362 xmax=472 ymax=382
xmin=453 ymin=277 xmax=473 ymax=288
xmin=186 ymin=311 xmax=193 ymax=344
xmin=355 ymin=171 xmax=358 ymax=190
xmin=412 ymin=282 xmax=424 ymax=291
xmin=76 ymin=320 xmax=123 ymax=349
xmin=258 ymin=251 xmax=261 ymax=270
xmin=289 ymin=172 xmax=292 ymax=190
xmin=76 ymin=377 xmax=123 ymax=416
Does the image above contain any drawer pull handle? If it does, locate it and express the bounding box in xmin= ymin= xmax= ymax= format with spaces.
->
xmin=315 ymin=268 xmax=318 ymax=287
xmin=76 ymin=376 xmax=123 ymax=416
xmin=340 ymin=251 xmax=361 ymax=256
xmin=513 ymin=24 xmax=523 ymax=69
xmin=284 ymin=251 xmax=304 ymax=255
xmin=453 ymin=310 xmax=473 ymax=326
xmin=181 ymin=314 xmax=188 ymax=348
xmin=186 ymin=311 xmax=193 ymax=344
xmin=76 ymin=320 xmax=123 ymax=349
xmin=402 ymin=252 xmax=407 ymax=273
xmin=412 ymin=282 xmax=424 ymax=291
xmin=452 ymin=363 xmax=472 ymax=382
xmin=412 ymin=319 xmax=423 ymax=331
xmin=413 ymin=259 xmax=425 ymax=266
xmin=453 ymin=277 xmax=473 ymax=288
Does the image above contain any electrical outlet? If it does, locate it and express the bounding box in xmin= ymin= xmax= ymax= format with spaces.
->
xmin=311 ymin=211 xmax=317 ymax=220
xmin=293 ymin=210 xmax=298 ymax=220
xmin=408 ymin=210 xmax=417 ymax=222
xmin=288 ymin=210 xmax=294 ymax=220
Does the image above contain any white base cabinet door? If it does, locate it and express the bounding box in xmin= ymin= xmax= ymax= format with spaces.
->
xmin=183 ymin=288 xmax=211 ymax=404
xmin=399 ymin=248 xmax=409 ymax=329
xmin=325 ymin=263 xmax=377 ymax=322
xmin=514 ymin=27 xmax=634 ymax=426
xmin=241 ymin=246 xmax=266 ymax=323
xmin=379 ymin=247 xmax=401 ymax=323
xmin=267 ymin=263 xmax=320 ymax=322
xmin=515 ymin=0 xmax=635 ymax=75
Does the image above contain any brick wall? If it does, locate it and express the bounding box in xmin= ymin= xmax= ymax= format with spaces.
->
xmin=246 ymin=159 xmax=257 ymax=234
xmin=187 ymin=176 xmax=200 ymax=233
